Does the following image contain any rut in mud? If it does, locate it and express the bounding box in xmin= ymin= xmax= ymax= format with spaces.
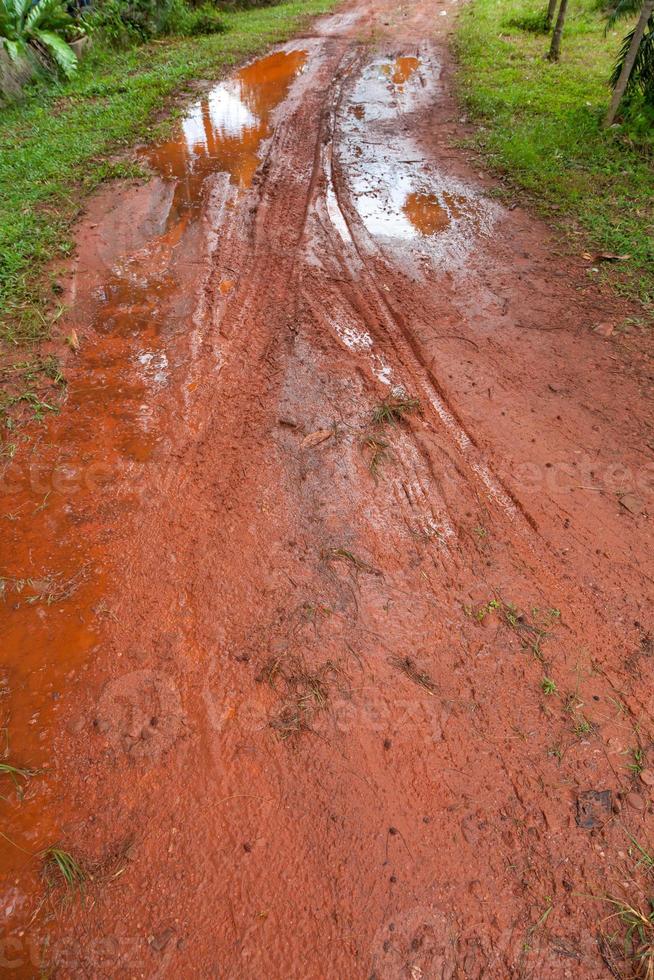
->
xmin=1 ymin=0 xmax=653 ymax=976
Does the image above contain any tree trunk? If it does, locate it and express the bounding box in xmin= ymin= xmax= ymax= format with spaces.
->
xmin=547 ymin=0 xmax=569 ymax=60
xmin=604 ymin=0 xmax=654 ymax=126
xmin=546 ymin=0 xmax=559 ymax=31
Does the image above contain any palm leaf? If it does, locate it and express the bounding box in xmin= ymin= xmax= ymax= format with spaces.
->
xmin=1 ymin=36 xmax=24 ymax=61
xmin=0 ymin=3 xmax=15 ymax=35
xmin=11 ymin=0 xmax=33 ymax=30
xmin=607 ymin=0 xmax=643 ymax=29
xmin=34 ymin=27 xmax=77 ymax=76
xmin=25 ymin=0 xmax=70 ymax=33
xmin=610 ymin=14 xmax=654 ymax=95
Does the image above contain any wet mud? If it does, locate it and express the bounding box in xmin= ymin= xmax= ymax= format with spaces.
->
xmin=1 ymin=0 xmax=653 ymax=976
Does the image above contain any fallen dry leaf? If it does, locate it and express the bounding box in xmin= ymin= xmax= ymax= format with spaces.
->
xmin=595 ymin=252 xmax=631 ymax=263
xmin=576 ymin=789 xmax=612 ymax=829
xmin=301 ymin=429 xmax=333 ymax=449
xmin=619 ymin=493 xmax=644 ymax=516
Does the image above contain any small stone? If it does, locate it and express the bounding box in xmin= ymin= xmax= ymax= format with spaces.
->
xmin=619 ymin=494 xmax=645 ymax=516
xmin=626 ymin=792 xmax=646 ymax=811
xmin=150 ymin=928 xmax=175 ymax=952
xmin=639 ymin=769 xmax=654 ymax=787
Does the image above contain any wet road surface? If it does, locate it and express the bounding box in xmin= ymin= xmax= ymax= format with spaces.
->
xmin=1 ymin=0 xmax=653 ymax=975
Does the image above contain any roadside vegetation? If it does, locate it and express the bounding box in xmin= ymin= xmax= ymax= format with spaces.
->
xmin=0 ymin=0 xmax=334 ymax=356
xmin=456 ymin=0 xmax=654 ymax=304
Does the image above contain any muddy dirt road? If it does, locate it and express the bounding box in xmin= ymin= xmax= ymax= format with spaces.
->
xmin=2 ymin=0 xmax=654 ymax=975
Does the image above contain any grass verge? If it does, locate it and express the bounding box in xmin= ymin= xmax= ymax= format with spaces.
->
xmin=0 ymin=0 xmax=338 ymax=351
xmin=455 ymin=0 xmax=654 ymax=305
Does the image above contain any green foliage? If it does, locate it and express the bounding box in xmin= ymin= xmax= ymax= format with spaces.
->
xmin=182 ymin=3 xmax=227 ymax=35
xmin=506 ymin=9 xmax=551 ymax=31
xmin=0 ymin=0 xmax=80 ymax=77
xmin=456 ymin=0 xmax=654 ymax=304
xmin=85 ymin=0 xmax=226 ymax=47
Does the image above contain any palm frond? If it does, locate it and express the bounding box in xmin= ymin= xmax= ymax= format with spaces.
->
xmin=34 ymin=27 xmax=77 ymax=76
xmin=25 ymin=0 xmax=73 ymax=33
xmin=0 ymin=4 xmax=15 ymax=35
xmin=1 ymin=0 xmax=80 ymax=77
xmin=1 ymin=36 xmax=24 ymax=61
xmin=607 ymin=0 xmax=643 ymax=29
xmin=610 ymin=14 xmax=654 ymax=97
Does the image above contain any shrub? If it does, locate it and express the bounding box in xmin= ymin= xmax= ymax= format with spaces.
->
xmin=85 ymin=0 xmax=226 ymax=46
xmin=0 ymin=0 xmax=81 ymax=78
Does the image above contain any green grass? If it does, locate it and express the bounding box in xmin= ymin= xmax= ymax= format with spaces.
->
xmin=456 ymin=0 xmax=654 ymax=304
xmin=41 ymin=846 xmax=87 ymax=894
xmin=0 ymin=0 xmax=338 ymax=349
xmin=541 ymin=676 xmax=557 ymax=695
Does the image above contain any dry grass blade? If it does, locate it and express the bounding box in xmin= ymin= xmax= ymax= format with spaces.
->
xmin=0 ymin=761 xmax=39 ymax=799
xmin=93 ymin=835 xmax=135 ymax=884
xmin=297 ymin=673 xmax=329 ymax=711
xmin=257 ymin=655 xmax=286 ymax=687
xmin=0 ymin=761 xmax=38 ymax=780
xmin=324 ymin=547 xmax=379 ymax=575
xmin=603 ymin=896 xmax=654 ymax=980
xmin=269 ymin=705 xmax=308 ymax=741
xmin=372 ymin=395 xmax=421 ymax=427
xmin=361 ymin=434 xmax=390 ymax=479
xmin=390 ymin=656 xmax=437 ymax=695
xmin=267 ymin=658 xmax=340 ymax=741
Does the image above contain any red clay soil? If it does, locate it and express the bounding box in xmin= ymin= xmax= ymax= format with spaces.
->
xmin=2 ymin=0 xmax=654 ymax=975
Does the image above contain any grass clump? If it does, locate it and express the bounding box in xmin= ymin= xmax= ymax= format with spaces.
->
xmin=628 ymin=746 xmax=646 ymax=775
xmin=262 ymin=655 xmax=340 ymax=741
xmin=42 ymin=846 xmax=86 ymax=895
xmin=456 ymin=0 xmax=654 ymax=304
xmin=479 ymin=598 xmax=559 ymax=661
xmin=602 ymin=897 xmax=654 ymax=979
xmin=361 ymin=433 xmax=390 ymax=479
xmin=372 ymin=395 xmax=421 ymax=427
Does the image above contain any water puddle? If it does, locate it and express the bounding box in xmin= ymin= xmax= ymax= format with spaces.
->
xmin=383 ymin=55 xmax=420 ymax=88
xmin=336 ymin=50 xmax=496 ymax=267
xmin=0 ymin=44 xmax=308 ymax=948
xmin=403 ymin=190 xmax=470 ymax=236
xmin=142 ymin=49 xmax=307 ymax=218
